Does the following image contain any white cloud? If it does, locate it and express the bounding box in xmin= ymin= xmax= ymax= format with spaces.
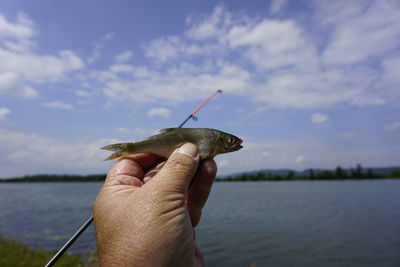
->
xmin=75 ymin=90 xmax=92 ymax=97
xmin=382 ymin=54 xmax=400 ymax=86
xmin=115 ymin=50 xmax=133 ymax=63
xmin=145 ymin=36 xmax=181 ymax=62
xmin=0 ymin=129 xmax=400 ymax=178
xmin=185 ymin=5 xmax=231 ymax=41
xmin=1 ymin=4 xmax=399 ymax=178
xmin=0 ymin=49 xmax=84 ymax=82
xmin=115 ymin=127 xmax=131 ymax=134
xmin=0 ymin=12 xmax=84 ymax=99
xmin=144 ymin=40 xmax=215 ymax=63
xmin=0 ymin=107 xmax=10 ymax=120
xmin=0 ymin=13 xmax=33 ymax=38
xmin=0 ymin=72 xmax=37 ymax=98
xmin=115 ymin=127 xmax=157 ymax=136
xmin=0 ymin=12 xmax=35 ymax=52
xmin=228 ymin=19 xmax=283 ymax=47
xmin=321 ymin=0 xmax=400 ymax=65
xmin=110 ymin=63 xmax=135 ymax=73
xmin=87 ymin=32 xmax=114 ymax=63
xmin=90 ymin=61 xmax=250 ymax=104
xmin=42 ymin=101 xmax=74 ymax=110
xmin=0 ymin=128 xmax=117 ymax=177
xmin=311 ymin=113 xmax=329 ymax=124
xmin=1 ymin=3 xmax=397 ymax=111
xmin=339 ymin=132 xmax=355 ymax=139
xmin=85 ymin=1 xmax=399 ymax=110
xmin=295 ymin=154 xmax=305 ymax=163
xmin=385 ymin=121 xmax=400 ymax=131
xmin=1 ymin=127 xmax=398 ymax=177
xmin=227 ymin=19 xmax=318 ymax=71
xmin=148 ymin=107 xmax=171 ymax=118
xmin=270 ymin=0 xmax=288 ymax=13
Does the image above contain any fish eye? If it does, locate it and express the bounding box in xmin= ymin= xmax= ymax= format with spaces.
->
xmin=227 ymin=137 xmax=234 ymax=143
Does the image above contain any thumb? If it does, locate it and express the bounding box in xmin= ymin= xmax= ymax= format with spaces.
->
xmin=151 ymin=143 xmax=200 ymax=194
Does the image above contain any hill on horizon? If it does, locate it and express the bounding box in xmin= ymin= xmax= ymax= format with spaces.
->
xmin=222 ymin=165 xmax=400 ymax=178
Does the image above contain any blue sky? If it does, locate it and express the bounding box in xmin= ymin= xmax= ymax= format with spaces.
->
xmin=0 ymin=0 xmax=399 ymax=178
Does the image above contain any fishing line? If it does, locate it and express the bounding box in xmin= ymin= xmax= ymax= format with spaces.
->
xmin=44 ymin=89 xmax=222 ymax=267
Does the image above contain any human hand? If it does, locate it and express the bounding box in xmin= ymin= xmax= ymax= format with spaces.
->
xmin=93 ymin=143 xmax=217 ymax=267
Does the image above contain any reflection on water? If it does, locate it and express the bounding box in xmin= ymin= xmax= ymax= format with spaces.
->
xmin=1 ymin=180 xmax=400 ymax=266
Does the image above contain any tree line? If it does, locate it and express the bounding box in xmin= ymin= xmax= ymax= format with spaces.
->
xmin=0 ymin=174 xmax=106 ymax=182
xmin=216 ymin=164 xmax=400 ymax=182
xmin=1 ymin=164 xmax=399 ymax=182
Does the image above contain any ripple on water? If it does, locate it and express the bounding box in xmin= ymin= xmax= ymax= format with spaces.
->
xmin=1 ymin=180 xmax=400 ymax=266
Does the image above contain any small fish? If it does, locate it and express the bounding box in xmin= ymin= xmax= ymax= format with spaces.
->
xmin=101 ymin=128 xmax=243 ymax=160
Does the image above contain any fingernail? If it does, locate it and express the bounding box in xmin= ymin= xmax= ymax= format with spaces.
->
xmin=177 ymin=143 xmax=199 ymax=158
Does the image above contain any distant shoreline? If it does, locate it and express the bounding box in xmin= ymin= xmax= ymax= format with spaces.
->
xmin=0 ymin=174 xmax=106 ymax=183
xmin=1 ymin=164 xmax=399 ymax=182
xmin=218 ymin=164 xmax=400 ymax=181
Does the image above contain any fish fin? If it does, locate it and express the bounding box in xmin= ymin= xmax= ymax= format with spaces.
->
xmin=104 ymin=151 xmax=129 ymax=161
xmin=159 ymin=128 xmax=178 ymax=133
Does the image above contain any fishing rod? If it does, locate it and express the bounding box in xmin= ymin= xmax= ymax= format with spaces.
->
xmin=44 ymin=89 xmax=222 ymax=267
xmin=179 ymin=89 xmax=222 ymax=127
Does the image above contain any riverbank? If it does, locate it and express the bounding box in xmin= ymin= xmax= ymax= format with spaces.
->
xmin=0 ymin=237 xmax=95 ymax=267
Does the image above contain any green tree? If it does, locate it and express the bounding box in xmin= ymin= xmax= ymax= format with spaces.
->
xmin=256 ymin=172 xmax=265 ymax=181
xmin=367 ymin=168 xmax=373 ymax=178
xmin=356 ymin=164 xmax=363 ymax=178
xmin=309 ymin=169 xmax=315 ymax=180
xmin=316 ymin=170 xmax=335 ymax=180
xmin=390 ymin=169 xmax=400 ymax=178
xmin=335 ymin=166 xmax=344 ymax=179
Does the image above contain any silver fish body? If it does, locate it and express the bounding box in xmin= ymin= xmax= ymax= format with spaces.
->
xmin=101 ymin=128 xmax=243 ymax=160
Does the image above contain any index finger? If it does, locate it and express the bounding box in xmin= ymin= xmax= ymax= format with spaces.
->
xmin=105 ymin=153 xmax=163 ymax=186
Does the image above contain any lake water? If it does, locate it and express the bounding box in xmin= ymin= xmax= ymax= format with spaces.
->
xmin=1 ymin=180 xmax=400 ymax=266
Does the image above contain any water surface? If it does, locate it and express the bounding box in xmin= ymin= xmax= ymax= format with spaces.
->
xmin=1 ymin=180 xmax=399 ymax=266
